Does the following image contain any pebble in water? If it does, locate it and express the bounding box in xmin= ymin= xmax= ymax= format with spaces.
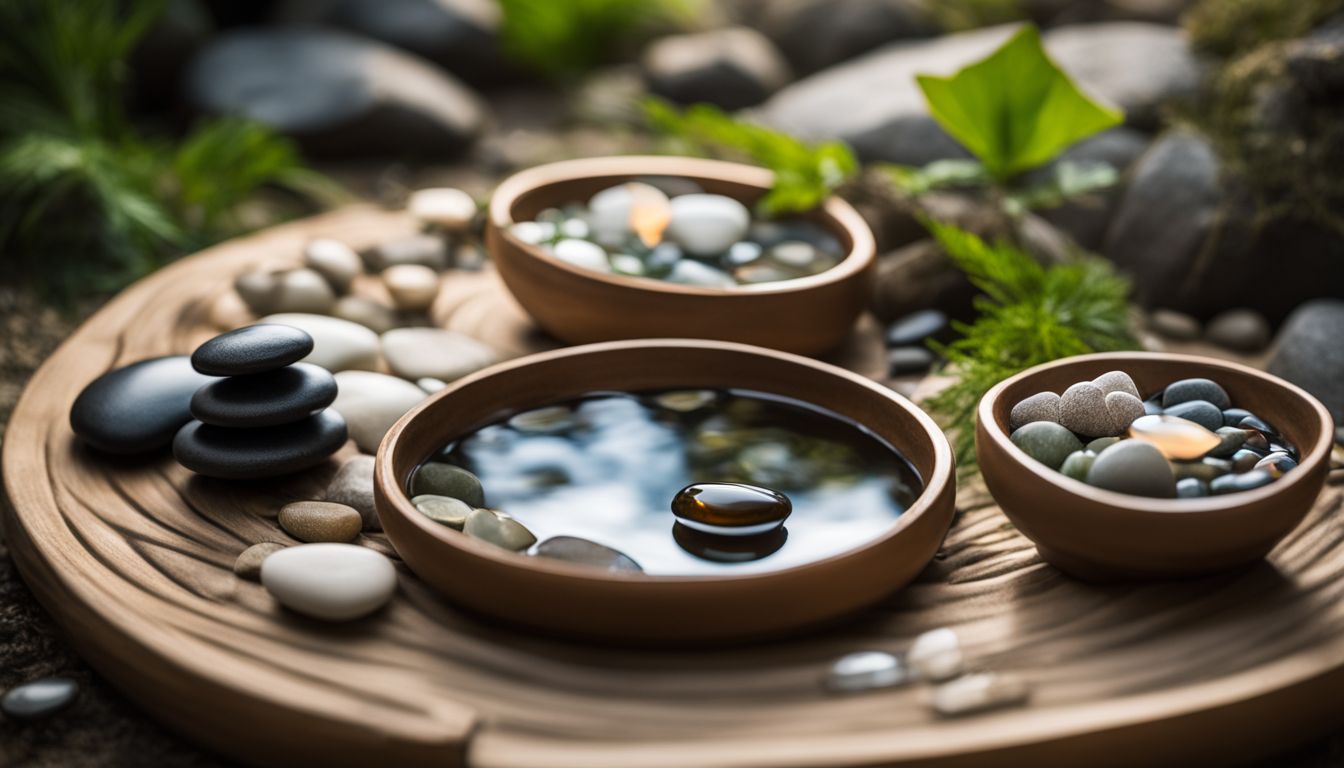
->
xmin=1009 ymin=421 xmax=1082 ymax=470
xmin=672 ymin=523 xmax=788 ymax=563
xmin=508 ymin=405 xmax=577 ymax=433
xmin=411 ymin=462 xmax=486 ymax=507
xmin=907 ymin=628 xmax=964 ymax=682
xmin=413 ymin=494 xmax=472 ymax=529
xmin=279 ymin=501 xmax=362 ymax=543
xmin=463 ymin=508 xmax=537 ymax=551
xmin=534 ymin=536 xmax=643 ymax=573
xmin=666 ymin=193 xmax=751 ymax=257
xmin=671 ymin=482 xmax=792 ymax=536
xmin=588 ymin=183 xmax=671 ymax=248
xmin=1211 ymin=470 xmax=1276 ymax=495
xmin=551 ymin=238 xmax=611 ymax=272
xmin=930 ymin=673 xmax=1030 ymax=716
xmin=1 ymin=677 xmax=79 ymax=721
xmin=1009 ymin=391 xmax=1061 ymax=431
xmin=1085 ymin=440 xmax=1176 ymax=498
xmin=665 ymin=259 xmax=736 ymax=288
xmin=261 ymin=544 xmax=397 ymax=621
xmin=1126 ymin=415 xmax=1222 ymax=460
xmin=234 ymin=542 xmax=286 ymax=580
xmin=654 ymin=389 xmax=717 ymax=413
xmin=824 ymin=651 xmax=910 ymax=693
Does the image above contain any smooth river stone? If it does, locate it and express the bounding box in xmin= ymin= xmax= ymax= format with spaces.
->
xmin=234 ymin=267 xmax=336 ymax=316
xmin=671 ymin=482 xmax=792 ymax=536
xmin=824 ymin=651 xmax=910 ymax=693
xmin=190 ymin=363 xmax=337 ymax=428
xmin=1176 ymin=477 xmax=1209 ymax=498
xmin=1211 ymin=470 xmax=1276 ymax=495
xmin=332 ymin=296 xmax=400 ymax=334
xmin=70 ymin=356 xmax=218 ymax=453
xmin=367 ymin=234 xmax=448 ymax=272
xmin=551 ymin=238 xmax=611 ymax=272
xmin=261 ymin=543 xmax=397 ymax=621
xmin=664 ymin=259 xmax=736 ymax=288
xmin=303 ymin=238 xmax=362 ymax=293
xmin=1009 ymin=421 xmax=1082 ymax=470
xmin=1207 ymin=427 xmax=1248 ymax=458
xmin=1059 ymin=450 xmax=1097 ymax=482
xmin=412 ymin=494 xmax=472 ymax=528
xmin=885 ymin=309 xmax=948 ymax=348
xmin=907 ymin=628 xmax=964 ymax=682
xmin=330 ymin=370 xmax=427 ymax=454
xmin=655 ymin=389 xmax=717 ymax=413
xmin=1127 ymin=414 xmax=1222 ymax=460
xmin=1059 ymin=382 xmax=1116 ymax=438
xmin=463 ymin=508 xmax=537 ymax=551
xmin=931 ymin=673 xmax=1030 ymax=716
xmin=380 ymin=327 xmax=498 ymax=383
xmin=411 ymin=462 xmax=486 ymax=507
xmin=1222 ymin=408 xmax=1253 ymax=427
xmin=1254 ymin=452 xmax=1298 ymax=477
xmin=191 ymin=324 xmax=314 ymax=376
xmin=279 ymin=501 xmax=362 ymax=543
xmin=380 ymin=263 xmax=440 ymax=312
xmin=408 ymin=187 xmax=476 ymax=232
xmin=534 ymin=536 xmax=643 ymax=573
xmin=508 ymin=405 xmax=576 ymax=434
xmin=1163 ymin=399 xmax=1223 ymax=432
xmin=326 ymin=455 xmax=377 ymax=530
xmin=1085 ymin=440 xmax=1176 ymax=498
xmin=172 ymin=410 xmax=348 ymax=479
xmin=1162 ymin=378 xmax=1231 ymax=410
xmin=259 ymin=313 xmax=380 ymax=372
xmin=1 ymin=677 xmax=79 ymax=720
xmin=588 ymin=182 xmax=671 ymax=247
xmin=1009 ymin=391 xmax=1061 ymax=431
xmin=234 ymin=542 xmax=286 ymax=580
xmin=666 ymin=193 xmax=751 ymax=257
xmin=673 ymin=523 xmax=787 ymax=563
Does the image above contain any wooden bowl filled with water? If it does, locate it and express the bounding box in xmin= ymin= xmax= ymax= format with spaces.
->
xmin=375 ymin=339 xmax=955 ymax=644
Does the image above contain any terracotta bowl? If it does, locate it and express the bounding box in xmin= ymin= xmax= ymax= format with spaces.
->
xmin=485 ymin=156 xmax=876 ymax=356
xmin=375 ymin=339 xmax=955 ymax=644
xmin=977 ymin=352 xmax=1333 ymax=581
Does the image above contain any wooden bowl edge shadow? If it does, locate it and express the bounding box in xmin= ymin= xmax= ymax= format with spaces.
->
xmin=483 ymin=156 xmax=877 ymax=356
xmin=375 ymin=339 xmax=957 ymax=644
xmin=973 ymin=351 xmax=1334 ymax=579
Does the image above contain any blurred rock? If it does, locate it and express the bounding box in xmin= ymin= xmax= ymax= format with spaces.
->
xmin=1206 ymin=308 xmax=1271 ymax=352
xmin=1268 ymin=300 xmax=1344 ymax=425
xmin=1023 ymin=127 xmax=1150 ymax=249
xmin=273 ymin=0 xmax=515 ymax=87
xmin=758 ymin=23 xmax=1199 ymax=164
xmin=1027 ymin=0 xmax=1197 ymax=25
xmin=642 ymin=27 xmax=791 ymax=110
xmin=186 ymin=29 xmax=485 ymax=157
xmin=754 ymin=0 xmax=939 ymax=75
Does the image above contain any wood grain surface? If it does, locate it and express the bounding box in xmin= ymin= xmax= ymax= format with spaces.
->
xmin=4 ymin=205 xmax=1344 ymax=768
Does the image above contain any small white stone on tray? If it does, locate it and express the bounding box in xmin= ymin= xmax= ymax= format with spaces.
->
xmin=824 ymin=651 xmax=911 ymax=693
xmin=261 ymin=543 xmax=396 ymax=621
xmin=907 ymin=627 xmax=964 ymax=681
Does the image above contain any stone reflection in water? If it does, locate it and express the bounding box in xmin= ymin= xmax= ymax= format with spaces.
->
xmin=433 ymin=389 xmax=922 ymax=575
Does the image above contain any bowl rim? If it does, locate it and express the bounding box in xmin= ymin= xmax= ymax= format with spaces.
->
xmin=978 ymin=351 xmax=1334 ymax=514
xmin=487 ymin=155 xmax=876 ymax=297
xmin=376 ymin=338 xmax=955 ymax=585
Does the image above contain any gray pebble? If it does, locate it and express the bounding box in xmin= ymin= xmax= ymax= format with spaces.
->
xmin=1092 ymin=370 xmax=1140 ymax=399
xmin=1010 ymin=422 xmax=1083 ymax=470
xmin=1085 ymin=440 xmax=1176 ymax=498
xmin=1 ymin=677 xmax=79 ymax=721
xmin=887 ymin=346 xmax=936 ymax=376
xmin=1222 ymin=408 xmax=1253 ymax=427
xmin=411 ymin=462 xmax=486 ymax=507
xmin=1162 ymin=378 xmax=1231 ymax=410
xmin=367 ymin=234 xmax=448 ymax=271
xmin=1009 ymin=391 xmax=1061 ymax=431
xmin=1211 ymin=470 xmax=1275 ymax=495
xmin=234 ymin=542 xmax=286 ymax=580
xmin=1105 ymin=391 xmax=1147 ymax=433
xmin=1163 ymin=400 xmax=1223 ymax=432
xmin=1148 ymin=309 xmax=1201 ymax=340
xmin=1171 ymin=457 xmax=1232 ymax=483
xmin=325 ymin=455 xmax=378 ymax=530
xmin=534 ymin=536 xmax=643 ymax=573
xmin=1176 ymin=478 xmax=1209 ymax=498
xmin=1206 ymin=308 xmax=1271 ymax=352
xmin=332 ymin=296 xmax=400 ymax=335
xmin=1086 ymin=437 xmax=1120 ymax=453
xmin=1059 ymin=450 xmax=1097 ymax=481
xmin=1207 ymin=427 xmax=1248 ymax=458
xmin=1231 ymin=449 xmax=1262 ymax=473
xmin=1059 ymin=382 xmax=1113 ymax=438
xmin=412 ymin=494 xmax=472 ymax=529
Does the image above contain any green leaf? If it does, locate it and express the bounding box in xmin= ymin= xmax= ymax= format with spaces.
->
xmin=915 ymin=25 xmax=1123 ymax=180
xmin=881 ymin=159 xmax=990 ymax=195
xmin=1006 ymin=160 xmax=1118 ymax=211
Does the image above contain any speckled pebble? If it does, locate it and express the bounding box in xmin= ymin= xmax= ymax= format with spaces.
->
xmin=1104 ymin=391 xmax=1146 ymax=433
xmin=1059 ymin=382 xmax=1113 ymax=437
xmin=1092 ymin=370 xmax=1140 ymax=399
xmin=1009 ymin=391 xmax=1061 ymax=431
xmin=234 ymin=542 xmax=286 ymax=580
xmin=279 ymin=501 xmax=363 ymax=543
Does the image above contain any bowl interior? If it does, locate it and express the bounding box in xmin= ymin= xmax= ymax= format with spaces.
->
xmin=981 ymin=352 xmax=1334 ymax=512
xmin=381 ymin=340 xmax=951 ymax=582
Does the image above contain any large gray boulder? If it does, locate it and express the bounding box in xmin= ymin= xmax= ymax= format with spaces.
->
xmin=757 ymin=22 xmax=1200 ymax=164
xmin=1268 ymin=300 xmax=1344 ymax=426
xmin=642 ymin=27 xmax=792 ymax=110
xmin=186 ymin=29 xmax=486 ymax=157
xmin=750 ymin=0 xmax=940 ymax=75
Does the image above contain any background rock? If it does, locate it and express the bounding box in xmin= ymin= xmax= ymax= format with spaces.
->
xmin=642 ymin=27 xmax=792 ymax=110
xmin=1268 ymin=299 xmax=1344 ymax=425
xmin=748 ymin=0 xmax=939 ymax=75
xmin=1024 ymin=127 xmax=1150 ymax=249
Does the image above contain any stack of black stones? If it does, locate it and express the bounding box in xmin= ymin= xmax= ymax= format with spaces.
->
xmin=173 ymin=324 xmax=347 ymax=479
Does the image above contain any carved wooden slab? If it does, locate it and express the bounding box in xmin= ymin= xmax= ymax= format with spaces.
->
xmin=4 ymin=206 xmax=1343 ymax=767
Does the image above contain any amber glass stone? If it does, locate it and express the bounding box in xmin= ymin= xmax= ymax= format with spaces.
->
xmin=1127 ymin=414 xmax=1222 ymax=460
xmin=671 ymin=482 xmax=792 ymax=536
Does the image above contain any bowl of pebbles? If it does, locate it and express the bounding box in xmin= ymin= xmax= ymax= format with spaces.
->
xmin=374 ymin=338 xmax=955 ymax=644
xmin=976 ymin=352 xmax=1334 ymax=581
xmin=485 ymin=156 xmax=875 ymax=356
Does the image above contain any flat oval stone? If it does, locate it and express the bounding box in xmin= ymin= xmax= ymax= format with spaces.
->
xmin=885 ymin=309 xmax=947 ymax=348
xmin=1254 ymin=452 xmax=1298 ymax=477
xmin=1009 ymin=391 xmax=1061 ymax=431
xmin=367 ymin=234 xmax=448 ymax=271
xmin=1237 ymin=414 xmax=1280 ymax=437
xmin=1162 ymin=378 xmax=1231 ymax=410
xmin=534 ymin=536 xmax=643 ymax=573
xmin=234 ymin=542 xmax=286 ymax=580
xmin=381 ymin=263 xmax=441 ymax=312
xmin=1127 ymin=414 xmax=1222 ymax=460
xmin=887 ymin=346 xmax=937 ymax=376
xmin=1207 ymin=427 xmax=1249 ymax=458
xmin=1176 ymin=477 xmax=1209 ymax=498
xmin=410 ymin=462 xmax=486 ymax=506
xmin=408 ymin=187 xmax=476 ymax=232
xmin=1210 ymin=470 xmax=1276 ymax=495
xmin=172 ymin=410 xmax=348 ymax=479
xmin=304 ymin=238 xmax=362 ymax=293
xmin=463 ymin=508 xmax=537 ymax=551
xmin=907 ymin=627 xmax=964 ymax=681
xmin=1 ymin=676 xmax=78 ymax=720
xmin=672 ymin=523 xmax=787 ymax=562
xmin=191 ymin=324 xmax=314 ymax=375
xmin=70 ymin=356 xmax=217 ymax=453
xmin=1163 ymin=399 xmax=1223 ymax=432
xmin=666 ymin=193 xmax=751 ymax=257
xmin=1231 ymin=448 xmax=1263 ymax=472
xmin=332 ymin=295 xmax=399 ymax=334
xmin=1085 ymin=440 xmax=1176 ymax=498
xmin=412 ymin=494 xmax=472 ymax=529
xmin=1222 ymin=408 xmax=1253 ymax=427
xmin=381 ymin=327 xmax=498 ymax=383
xmin=824 ymin=651 xmax=910 ymax=693
xmin=326 ymin=455 xmax=377 ymax=530
xmin=259 ymin=313 xmax=380 ymax=372
xmin=671 ymin=482 xmax=792 ymax=536
xmin=330 ymin=370 xmax=428 ymax=453
xmin=279 ymin=501 xmax=362 ymax=543
xmin=190 ymin=363 xmax=336 ymax=428
xmin=1009 ymin=421 xmax=1082 ymax=470
xmin=261 ymin=543 xmax=396 ymax=621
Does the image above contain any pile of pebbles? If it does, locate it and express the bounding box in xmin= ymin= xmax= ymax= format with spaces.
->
xmin=509 ymin=180 xmax=844 ymax=288
xmin=824 ymin=627 xmax=1030 ymax=716
xmin=1010 ymin=372 xmax=1299 ymax=498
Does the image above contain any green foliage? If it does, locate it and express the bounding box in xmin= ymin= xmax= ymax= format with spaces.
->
xmin=499 ymin=0 xmax=699 ymax=78
xmin=915 ymin=25 xmax=1123 ymax=181
xmin=644 ymin=99 xmax=859 ymax=215
xmin=1185 ymin=0 xmax=1344 ymax=57
xmin=879 ymin=158 xmax=1118 ymax=214
xmin=0 ymin=0 xmax=336 ymax=298
xmin=923 ymin=222 xmax=1137 ymax=469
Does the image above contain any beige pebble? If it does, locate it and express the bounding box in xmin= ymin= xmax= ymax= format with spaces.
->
xmin=325 ymin=455 xmax=379 ymax=530
xmin=234 ymin=542 xmax=286 ymax=581
xmin=235 ymin=268 xmax=336 ymax=316
xmin=930 ymin=673 xmax=1031 ymax=716
xmin=1058 ymin=381 xmax=1113 ymax=437
xmin=408 ymin=187 xmax=477 ymax=232
xmin=412 ymin=495 xmax=472 ymax=529
xmin=279 ymin=501 xmax=363 ymax=543
xmin=464 ymin=508 xmax=537 ymax=551
xmin=381 ymin=264 xmax=441 ymax=312
xmin=304 ymin=239 xmax=363 ymax=294
xmin=332 ymin=295 xmax=400 ymax=334
xmin=1092 ymin=370 xmax=1140 ymax=399
xmin=1105 ymin=390 xmax=1146 ymax=433
xmin=381 ymin=327 xmax=498 ymax=382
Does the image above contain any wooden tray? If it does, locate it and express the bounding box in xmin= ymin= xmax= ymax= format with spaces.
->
xmin=4 ymin=206 xmax=1344 ymax=768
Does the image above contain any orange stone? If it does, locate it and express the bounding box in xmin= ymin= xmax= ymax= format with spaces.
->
xmin=1127 ymin=414 xmax=1222 ymax=460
